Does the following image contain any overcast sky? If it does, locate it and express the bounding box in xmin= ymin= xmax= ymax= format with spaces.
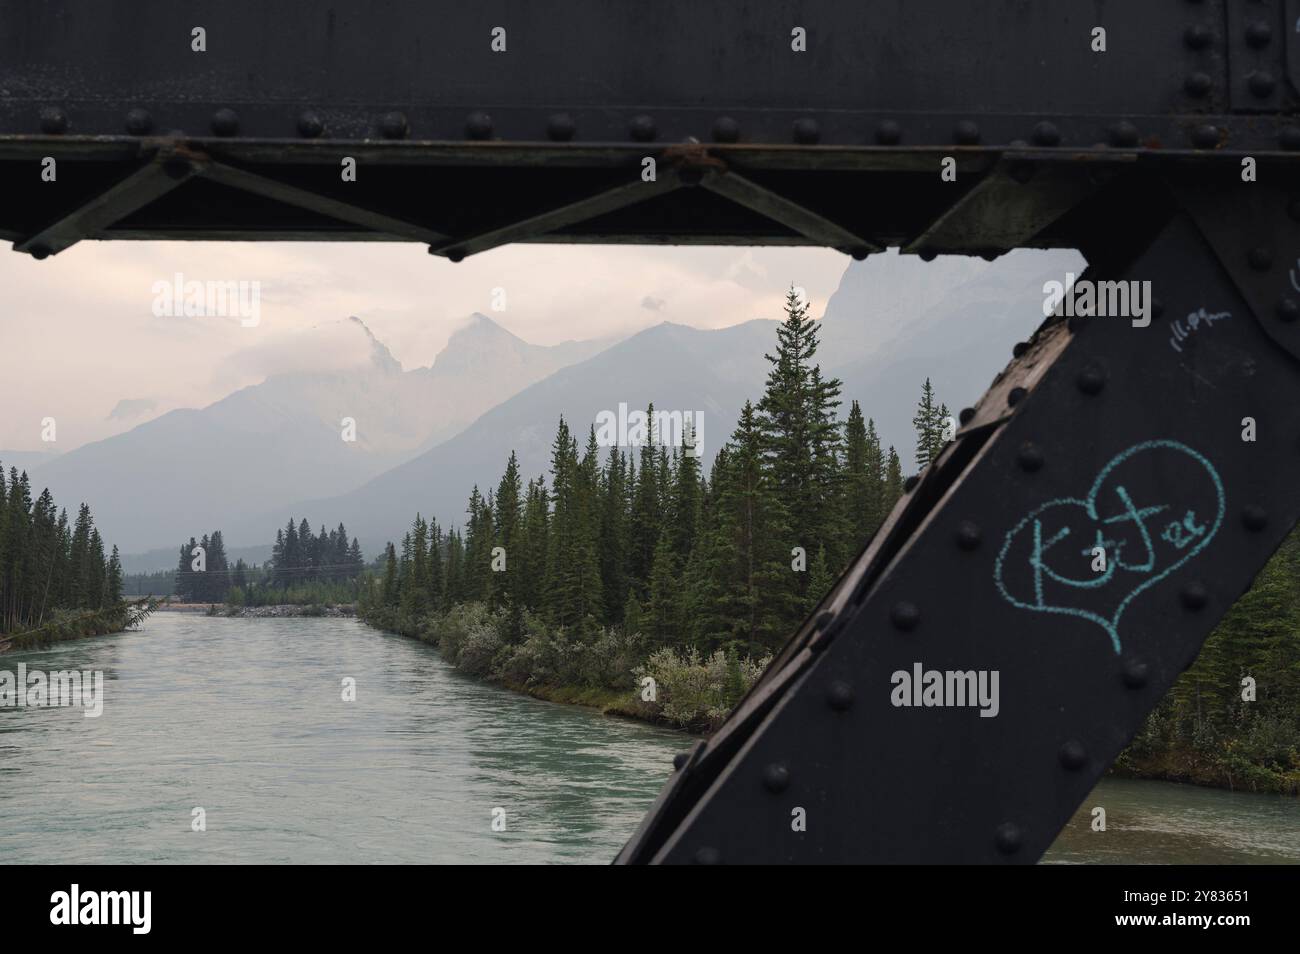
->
xmin=0 ymin=241 xmax=849 ymax=453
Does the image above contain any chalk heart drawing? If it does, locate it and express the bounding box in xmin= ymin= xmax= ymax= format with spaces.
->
xmin=994 ymin=440 xmax=1225 ymax=655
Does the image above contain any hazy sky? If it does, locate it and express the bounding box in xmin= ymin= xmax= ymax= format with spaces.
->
xmin=0 ymin=241 xmax=849 ymax=453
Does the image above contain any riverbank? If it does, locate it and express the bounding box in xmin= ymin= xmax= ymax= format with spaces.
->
xmin=158 ymin=602 xmax=357 ymax=618
xmin=0 ymin=598 xmax=158 ymax=654
xmin=1114 ymin=745 xmax=1300 ymax=796
xmin=359 ymin=602 xmax=752 ymax=733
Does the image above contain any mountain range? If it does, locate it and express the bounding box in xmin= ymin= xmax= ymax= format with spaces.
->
xmin=22 ymin=314 xmax=612 ymax=557
xmin=20 ymin=247 xmax=1082 ymax=567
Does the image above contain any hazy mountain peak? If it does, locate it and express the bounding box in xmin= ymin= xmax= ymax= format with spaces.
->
xmin=344 ymin=315 xmax=403 ymax=375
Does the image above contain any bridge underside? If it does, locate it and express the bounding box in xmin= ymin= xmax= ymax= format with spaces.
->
xmin=1 ymin=0 xmax=1297 ymax=261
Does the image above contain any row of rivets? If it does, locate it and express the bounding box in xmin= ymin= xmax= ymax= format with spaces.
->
xmin=31 ymin=106 xmax=1295 ymax=149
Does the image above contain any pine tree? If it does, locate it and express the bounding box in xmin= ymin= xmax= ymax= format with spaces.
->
xmin=106 ymin=545 xmax=123 ymax=605
xmin=628 ymin=405 xmax=662 ymax=600
xmin=912 ymin=378 xmax=948 ymax=469
xmin=86 ymin=528 xmax=107 ymax=608
xmin=647 ymin=529 xmax=682 ymax=645
xmin=425 ymin=522 xmax=443 ymax=612
xmin=756 ymin=287 xmax=843 ymax=583
xmin=67 ymin=502 xmax=92 ymax=609
xmin=518 ymin=478 xmax=549 ymax=613
xmin=884 ymin=446 xmax=904 ymax=514
xmin=443 ymin=528 xmax=465 ymax=607
xmin=669 ymin=421 xmax=702 ymax=562
xmin=493 ymin=452 xmax=523 ymax=609
xmin=805 ymin=545 xmax=836 ymax=613
xmin=208 ymin=530 xmax=229 ymax=601
xmin=599 ymin=448 xmax=629 ymax=625
xmin=698 ymin=402 xmax=802 ymax=653
xmin=381 ymin=543 xmax=399 ymax=607
xmin=401 ymin=515 xmax=431 ymax=616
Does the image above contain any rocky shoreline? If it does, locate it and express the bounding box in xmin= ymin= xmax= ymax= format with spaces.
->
xmin=156 ymin=603 xmax=357 ymax=618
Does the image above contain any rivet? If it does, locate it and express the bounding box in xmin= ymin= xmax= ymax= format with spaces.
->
xmin=465 ymin=111 xmax=493 ymax=140
xmin=547 ymin=113 xmax=576 ymax=142
xmin=903 ymin=474 xmax=920 ymax=492
xmin=994 ymin=822 xmax=1022 ymax=855
xmin=211 ymin=108 xmax=240 ymax=137
xmin=447 ymin=249 xmax=466 ymax=264
xmin=1122 ymin=657 xmax=1150 ymax=689
xmin=1241 ymin=505 xmax=1267 ymax=531
xmin=919 ymin=248 xmax=938 ymax=262
xmin=1281 ymin=126 xmax=1300 ymax=152
xmin=629 ymin=114 xmax=657 ymax=142
xmin=1012 ymin=341 xmax=1029 ymax=358
xmin=953 ymin=120 xmax=980 ymax=145
xmin=875 ymin=119 xmax=901 ymax=145
xmin=826 ymin=680 xmax=854 ymax=711
xmin=1245 ymin=20 xmax=1272 ymax=49
xmin=890 ymin=601 xmax=920 ymax=632
xmin=38 ymin=106 xmax=68 ymax=135
xmin=672 ymin=752 xmax=690 ymax=770
xmin=849 ymin=246 xmax=871 ymax=261
xmin=1183 ymin=24 xmax=1213 ymax=50
xmin=1248 ymin=247 xmax=1273 ymax=271
xmin=1077 ymin=365 xmax=1106 ymax=395
xmin=793 ymin=117 xmax=820 ymax=144
xmin=694 ymin=847 xmax=721 ymax=865
xmin=1190 ymin=124 xmax=1219 ymax=149
xmin=29 ymin=245 xmax=51 ymax=261
xmin=296 ymin=111 xmax=323 ymax=138
xmin=1183 ymin=72 xmax=1212 ymax=98
xmin=955 ymin=520 xmax=982 ymax=551
xmin=1248 ymin=71 xmax=1276 ymax=99
xmin=1031 ymin=121 xmax=1060 ymax=147
xmin=1058 ymin=740 xmax=1087 ymax=770
xmin=1278 ymin=298 xmax=1299 ymax=323
xmin=379 ymin=111 xmax=409 ymax=139
xmin=762 ymin=763 xmax=790 ymax=793
xmin=125 ymin=108 xmax=153 ymax=135
xmin=958 ymin=406 xmax=976 ymax=425
xmin=1180 ymin=582 xmax=1209 ymax=611
xmin=1017 ymin=441 xmax=1044 ymax=473
xmin=1108 ymin=121 xmax=1138 ymax=148
xmin=1007 ymin=386 xmax=1027 ymax=407
xmin=712 ymin=116 xmax=740 ymax=143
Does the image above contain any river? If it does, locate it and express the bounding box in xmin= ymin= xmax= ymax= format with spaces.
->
xmin=0 ymin=614 xmax=1295 ymax=864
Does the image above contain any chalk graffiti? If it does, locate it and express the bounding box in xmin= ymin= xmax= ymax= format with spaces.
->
xmin=1168 ymin=308 xmax=1230 ymax=353
xmin=994 ymin=440 xmax=1225 ymax=654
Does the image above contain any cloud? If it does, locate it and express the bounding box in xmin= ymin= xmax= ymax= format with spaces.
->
xmin=0 ymin=240 xmax=850 ymax=452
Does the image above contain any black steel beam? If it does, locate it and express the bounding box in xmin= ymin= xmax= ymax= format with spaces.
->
xmin=201 ymin=160 xmax=450 ymax=245
xmin=12 ymin=149 xmax=199 ymax=257
xmin=1 ymin=1 xmax=1297 ymax=252
xmin=429 ymin=166 xmax=691 ymax=260
xmin=702 ymin=169 xmax=878 ymax=255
